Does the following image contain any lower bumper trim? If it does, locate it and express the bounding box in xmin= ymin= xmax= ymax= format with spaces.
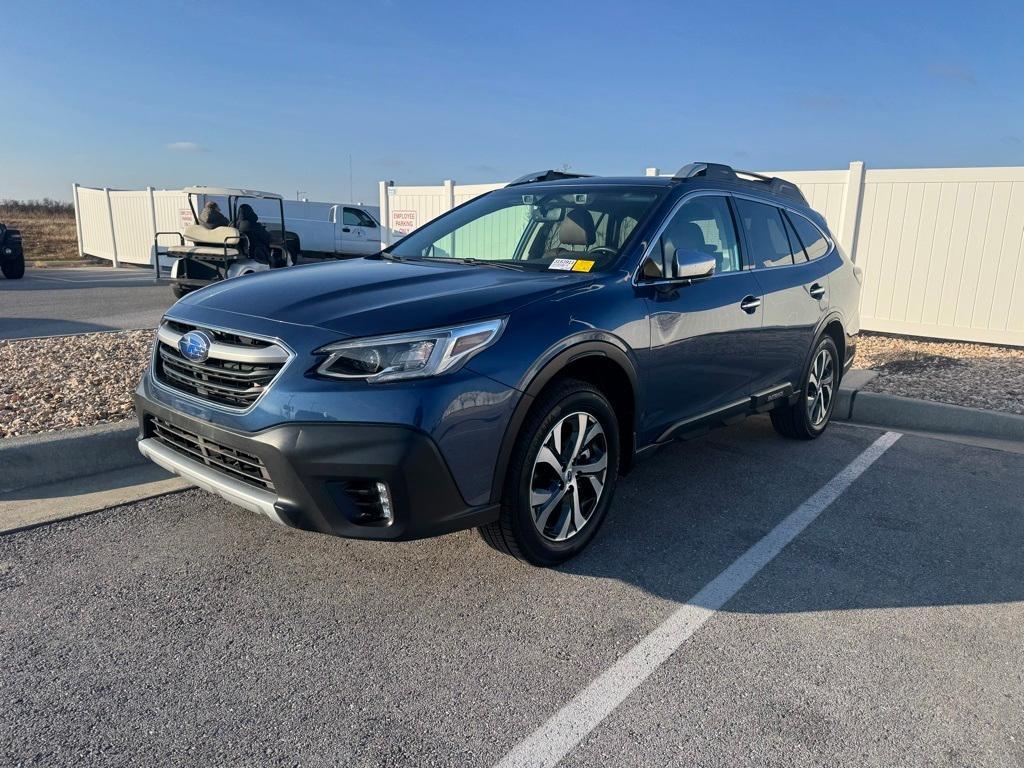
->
xmin=138 ymin=437 xmax=286 ymax=525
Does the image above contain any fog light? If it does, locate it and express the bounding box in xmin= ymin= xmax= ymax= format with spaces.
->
xmin=375 ymin=481 xmax=394 ymax=522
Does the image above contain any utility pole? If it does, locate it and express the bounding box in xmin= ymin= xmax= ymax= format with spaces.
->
xmin=349 ymin=154 xmax=354 ymax=203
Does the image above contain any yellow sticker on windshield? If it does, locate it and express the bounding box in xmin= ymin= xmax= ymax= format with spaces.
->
xmin=572 ymin=260 xmax=595 ymax=272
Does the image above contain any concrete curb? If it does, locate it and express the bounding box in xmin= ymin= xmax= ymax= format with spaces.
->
xmin=836 ymin=371 xmax=1024 ymax=443
xmin=0 ymin=420 xmax=141 ymax=494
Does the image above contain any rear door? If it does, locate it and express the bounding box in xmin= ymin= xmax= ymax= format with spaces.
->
xmin=341 ymin=207 xmax=381 ymax=255
xmin=733 ymin=196 xmax=830 ymax=394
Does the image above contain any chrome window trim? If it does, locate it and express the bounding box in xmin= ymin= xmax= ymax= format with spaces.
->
xmin=631 ymin=189 xmax=836 ymax=285
xmin=151 ymin=317 xmax=296 ymax=414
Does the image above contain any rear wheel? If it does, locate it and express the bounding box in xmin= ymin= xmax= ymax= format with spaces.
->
xmin=770 ymin=335 xmax=839 ymax=440
xmin=2 ymin=253 xmax=25 ymax=279
xmin=479 ymin=379 xmax=620 ymax=566
xmin=171 ymin=283 xmax=191 ymax=299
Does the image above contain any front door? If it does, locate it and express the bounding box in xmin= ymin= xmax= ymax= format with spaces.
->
xmin=341 ymin=207 xmax=381 ymax=255
xmin=640 ymin=194 xmax=764 ymax=440
xmin=732 ymin=197 xmax=830 ymax=394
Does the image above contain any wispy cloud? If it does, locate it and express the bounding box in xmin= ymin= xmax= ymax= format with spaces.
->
xmin=929 ymin=61 xmax=977 ymax=86
xmin=1003 ymin=135 xmax=1022 ymax=146
xmin=167 ymin=141 xmax=204 ymax=153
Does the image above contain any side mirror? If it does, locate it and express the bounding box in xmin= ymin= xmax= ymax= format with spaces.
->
xmin=673 ymin=249 xmax=716 ymax=281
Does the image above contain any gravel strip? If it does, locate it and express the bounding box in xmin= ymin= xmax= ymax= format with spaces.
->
xmin=856 ymin=332 xmax=1024 ymax=415
xmin=1 ymin=329 xmax=1020 ymax=440
xmin=0 ymin=330 xmax=152 ymax=438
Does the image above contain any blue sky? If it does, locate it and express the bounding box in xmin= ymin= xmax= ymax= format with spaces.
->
xmin=1 ymin=0 xmax=1022 ymax=203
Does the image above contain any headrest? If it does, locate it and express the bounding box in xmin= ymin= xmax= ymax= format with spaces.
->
xmin=663 ymin=223 xmax=706 ymax=259
xmin=677 ymin=222 xmax=707 ymax=251
xmin=557 ymin=208 xmax=596 ymax=247
xmin=184 ymin=224 xmax=240 ymax=245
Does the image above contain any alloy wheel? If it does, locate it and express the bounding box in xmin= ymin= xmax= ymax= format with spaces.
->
xmin=806 ymin=347 xmax=835 ymax=427
xmin=529 ymin=411 xmax=608 ymax=542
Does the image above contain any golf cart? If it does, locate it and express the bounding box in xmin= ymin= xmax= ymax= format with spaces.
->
xmin=155 ymin=187 xmax=299 ymax=299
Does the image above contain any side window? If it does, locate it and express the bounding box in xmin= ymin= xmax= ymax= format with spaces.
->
xmin=658 ymin=196 xmax=741 ymax=276
xmin=782 ymin=213 xmax=807 ymax=263
xmin=787 ymin=212 xmax=830 ymax=260
xmin=735 ymin=199 xmax=798 ymax=268
xmin=343 ymin=207 xmax=378 ymax=228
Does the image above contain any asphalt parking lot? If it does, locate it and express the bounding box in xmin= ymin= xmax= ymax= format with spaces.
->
xmin=0 ymin=266 xmax=173 ymax=340
xmin=1 ymin=417 xmax=1021 ymax=767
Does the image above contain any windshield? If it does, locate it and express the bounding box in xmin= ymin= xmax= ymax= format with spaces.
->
xmin=386 ymin=185 xmax=664 ymax=272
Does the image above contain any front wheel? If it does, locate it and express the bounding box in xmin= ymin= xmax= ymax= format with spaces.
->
xmin=2 ymin=254 xmax=25 ymax=279
xmin=171 ymin=283 xmax=191 ymax=299
xmin=770 ymin=335 xmax=839 ymax=440
xmin=479 ymin=379 xmax=620 ymax=566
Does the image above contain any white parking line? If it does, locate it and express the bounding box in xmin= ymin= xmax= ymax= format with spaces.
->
xmin=496 ymin=430 xmax=902 ymax=768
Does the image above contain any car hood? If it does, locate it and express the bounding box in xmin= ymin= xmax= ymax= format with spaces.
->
xmin=181 ymin=258 xmax=591 ymax=338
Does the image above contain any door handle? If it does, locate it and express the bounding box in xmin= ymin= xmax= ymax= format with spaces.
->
xmin=809 ymin=283 xmax=826 ymax=300
xmin=740 ymin=295 xmax=761 ymax=313
xmin=342 ymin=227 xmax=351 ymax=233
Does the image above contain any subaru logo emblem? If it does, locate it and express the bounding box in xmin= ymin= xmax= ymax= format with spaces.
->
xmin=178 ymin=330 xmax=212 ymax=363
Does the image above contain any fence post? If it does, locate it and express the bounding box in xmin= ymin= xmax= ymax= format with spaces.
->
xmin=837 ymin=161 xmax=865 ymax=261
xmin=645 ymin=167 xmax=660 ymax=177
xmin=148 ymin=186 xmax=160 ymax=281
xmin=443 ymin=179 xmax=455 ymax=212
xmin=379 ymin=180 xmax=390 ymax=247
xmin=103 ymin=187 xmax=119 ymax=268
xmin=71 ymin=183 xmax=85 ymax=259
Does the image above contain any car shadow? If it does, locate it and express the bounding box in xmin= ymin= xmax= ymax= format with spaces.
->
xmin=555 ymin=417 xmax=1024 ymax=615
xmin=0 ymin=317 xmax=122 ymax=339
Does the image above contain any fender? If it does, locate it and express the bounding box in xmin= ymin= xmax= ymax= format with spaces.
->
xmin=488 ymin=334 xmax=641 ymax=505
xmin=803 ymin=308 xmax=848 ymax=382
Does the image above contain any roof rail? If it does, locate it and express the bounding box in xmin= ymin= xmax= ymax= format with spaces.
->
xmin=672 ymin=161 xmax=807 ymax=205
xmin=506 ymin=170 xmax=594 ymax=186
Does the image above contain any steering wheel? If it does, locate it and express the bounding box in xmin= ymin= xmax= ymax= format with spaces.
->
xmin=586 ymin=247 xmax=618 ymax=260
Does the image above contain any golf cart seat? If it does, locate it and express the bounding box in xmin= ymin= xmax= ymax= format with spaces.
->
xmin=166 ymin=224 xmax=244 ymax=258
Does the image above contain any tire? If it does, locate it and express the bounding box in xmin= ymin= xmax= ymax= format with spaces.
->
xmin=478 ymin=378 xmax=620 ymax=566
xmin=171 ymin=283 xmax=191 ymax=299
xmin=770 ymin=335 xmax=839 ymax=440
xmin=1 ymin=254 xmax=25 ymax=279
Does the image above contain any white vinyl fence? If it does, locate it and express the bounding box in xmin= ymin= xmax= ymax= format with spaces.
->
xmin=73 ymin=184 xmax=192 ymax=268
xmin=379 ymin=163 xmax=1024 ymax=347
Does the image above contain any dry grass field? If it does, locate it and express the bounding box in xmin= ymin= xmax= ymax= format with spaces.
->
xmin=0 ymin=200 xmax=80 ymax=263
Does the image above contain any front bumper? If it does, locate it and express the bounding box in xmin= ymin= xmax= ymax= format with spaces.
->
xmin=135 ymin=394 xmax=499 ymax=541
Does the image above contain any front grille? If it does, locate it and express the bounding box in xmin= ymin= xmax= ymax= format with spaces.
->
xmin=154 ymin=321 xmax=288 ymax=409
xmin=149 ymin=416 xmax=274 ymax=491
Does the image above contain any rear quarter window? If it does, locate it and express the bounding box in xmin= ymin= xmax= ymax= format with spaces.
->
xmin=788 ymin=212 xmax=830 ymax=260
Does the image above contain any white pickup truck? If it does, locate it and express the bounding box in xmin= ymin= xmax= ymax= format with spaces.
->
xmin=250 ymin=200 xmax=386 ymax=259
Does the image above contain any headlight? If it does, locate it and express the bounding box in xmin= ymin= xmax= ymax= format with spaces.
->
xmin=315 ymin=318 xmax=506 ymax=383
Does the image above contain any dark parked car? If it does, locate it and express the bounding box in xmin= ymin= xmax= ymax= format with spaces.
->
xmin=0 ymin=223 xmax=25 ymax=279
xmin=135 ymin=162 xmax=862 ymax=566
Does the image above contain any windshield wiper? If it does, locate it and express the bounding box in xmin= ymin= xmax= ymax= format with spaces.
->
xmin=428 ymin=257 xmax=526 ymax=271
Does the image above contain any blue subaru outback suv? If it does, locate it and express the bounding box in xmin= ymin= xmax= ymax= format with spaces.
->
xmin=136 ymin=162 xmax=861 ymax=566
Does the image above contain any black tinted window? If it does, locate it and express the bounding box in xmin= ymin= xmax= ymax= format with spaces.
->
xmin=735 ymin=199 xmax=796 ymax=268
xmin=788 ymin=212 xmax=830 ymax=260
xmin=782 ymin=213 xmax=807 ymax=263
xmin=343 ymin=207 xmax=377 ymax=228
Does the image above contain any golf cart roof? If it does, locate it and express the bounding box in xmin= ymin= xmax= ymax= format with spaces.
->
xmin=183 ymin=186 xmax=282 ymax=199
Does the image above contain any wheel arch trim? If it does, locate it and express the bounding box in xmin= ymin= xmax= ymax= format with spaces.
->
xmin=487 ymin=336 xmax=641 ymax=505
